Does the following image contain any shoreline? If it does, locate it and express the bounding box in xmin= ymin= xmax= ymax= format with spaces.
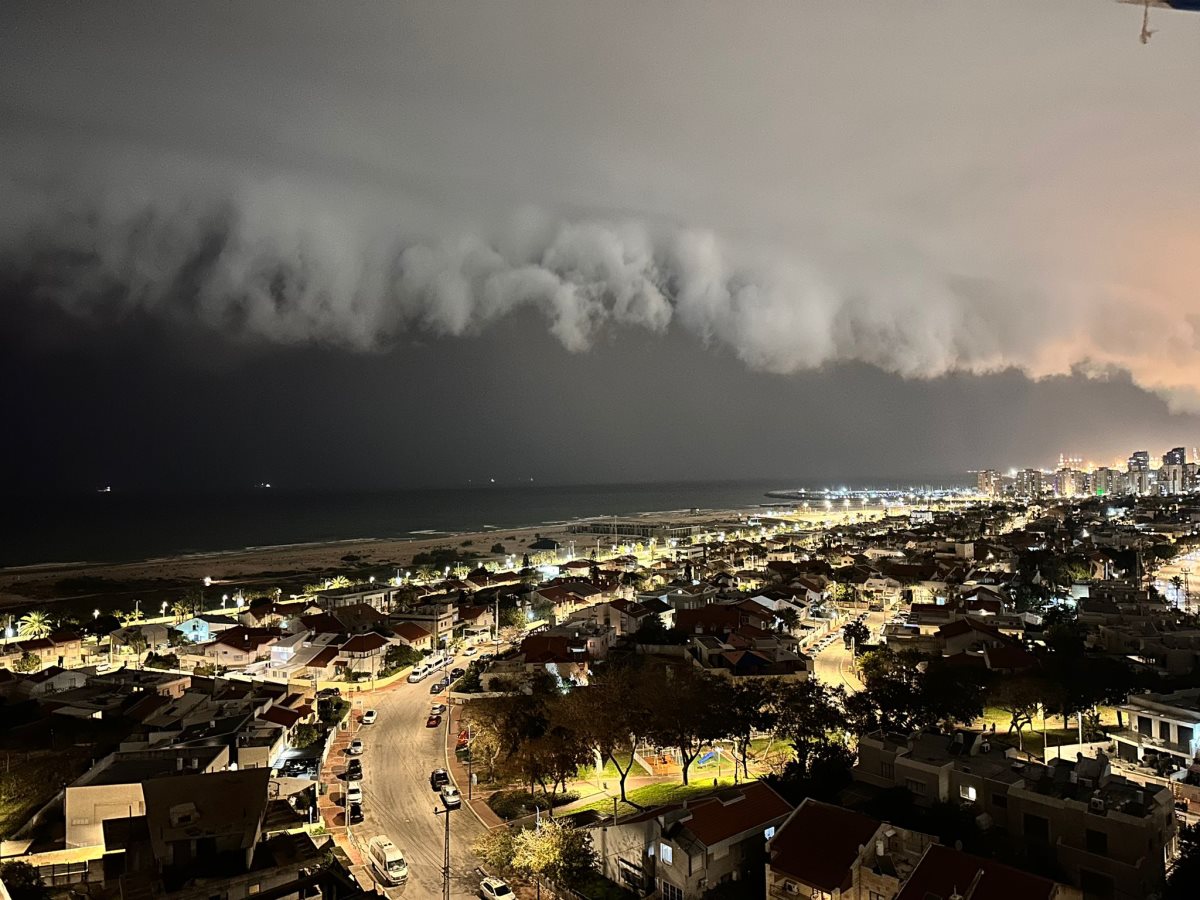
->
xmin=0 ymin=501 xmax=804 ymax=612
xmin=0 ymin=496 xmax=812 ymax=575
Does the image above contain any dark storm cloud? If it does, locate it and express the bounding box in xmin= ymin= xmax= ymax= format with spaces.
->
xmin=2 ymin=0 xmax=1200 ymax=491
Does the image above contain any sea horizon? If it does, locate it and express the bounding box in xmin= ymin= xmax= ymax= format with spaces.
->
xmin=0 ymin=476 xmax=968 ymax=568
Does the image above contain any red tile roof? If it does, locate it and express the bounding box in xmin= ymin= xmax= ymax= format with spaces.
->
xmin=393 ymin=622 xmax=431 ymax=642
xmin=678 ymin=781 xmax=792 ymax=846
xmin=339 ymin=633 xmax=390 ymax=655
xmin=768 ymin=798 xmax=880 ymax=892
xmin=619 ymin=781 xmax=792 ymax=848
xmin=895 ymin=843 xmax=1058 ymax=900
xmin=259 ymin=705 xmax=304 ymax=729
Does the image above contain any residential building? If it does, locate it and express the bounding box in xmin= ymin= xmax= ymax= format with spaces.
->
xmin=174 ymin=615 xmax=239 ymax=644
xmin=977 ymin=469 xmax=1002 ymax=497
xmin=765 ymin=798 xmax=932 ymax=900
xmin=1015 ymin=469 xmax=1044 ymax=499
xmin=855 ymin=732 xmax=1177 ymax=899
xmin=594 ymin=781 xmax=792 ymax=898
xmin=65 ymin=746 xmax=231 ymax=848
xmin=894 ymin=843 xmax=1077 ymax=900
xmin=1113 ymin=688 xmax=1200 ymax=771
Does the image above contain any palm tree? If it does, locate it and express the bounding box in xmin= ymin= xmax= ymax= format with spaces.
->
xmin=126 ymin=632 xmax=148 ymax=669
xmin=17 ymin=610 xmax=53 ymax=639
xmin=170 ymin=600 xmax=190 ymax=624
xmin=1171 ymin=575 xmax=1185 ymax=609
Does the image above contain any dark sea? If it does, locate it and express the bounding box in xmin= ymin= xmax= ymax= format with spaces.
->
xmin=0 ymin=478 xmax=962 ymax=568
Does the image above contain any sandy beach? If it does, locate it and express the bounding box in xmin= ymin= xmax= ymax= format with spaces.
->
xmin=0 ymin=505 xmax=787 ymax=616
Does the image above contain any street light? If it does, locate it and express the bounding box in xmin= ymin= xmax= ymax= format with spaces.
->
xmin=433 ymin=805 xmax=455 ymax=900
xmin=93 ymin=609 xmax=100 ymax=620
xmin=160 ymin=601 xmax=168 ymax=618
xmin=222 ymin=594 xmax=228 ymax=610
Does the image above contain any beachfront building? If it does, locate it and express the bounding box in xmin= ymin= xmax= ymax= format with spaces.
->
xmin=175 ymin=614 xmax=239 ymax=644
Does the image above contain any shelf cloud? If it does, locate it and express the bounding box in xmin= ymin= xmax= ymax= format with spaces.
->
xmin=2 ymin=0 xmax=1199 ymax=409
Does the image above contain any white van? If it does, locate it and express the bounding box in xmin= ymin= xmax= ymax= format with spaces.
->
xmin=367 ymin=835 xmax=408 ymax=886
xmin=406 ymin=663 xmax=428 ymax=683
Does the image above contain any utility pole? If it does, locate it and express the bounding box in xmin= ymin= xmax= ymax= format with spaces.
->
xmin=434 ymin=806 xmax=454 ymax=900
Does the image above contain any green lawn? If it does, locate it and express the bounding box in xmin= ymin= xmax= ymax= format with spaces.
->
xmin=579 ymin=753 xmax=634 ymax=781
xmin=572 ymin=777 xmax=740 ymax=818
xmin=0 ymin=750 xmax=90 ymax=839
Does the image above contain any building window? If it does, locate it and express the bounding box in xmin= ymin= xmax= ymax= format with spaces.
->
xmin=904 ymin=778 xmax=927 ymax=796
xmin=1180 ymin=725 xmax=1195 ymax=748
xmin=1160 ymin=721 xmax=1172 ymax=742
xmin=870 ymin=892 xmax=887 ymax=900
xmin=1079 ymin=869 xmax=1114 ymax=900
xmin=1024 ymin=813 xmax=1050 ymax=842
xmin=1137 ymin=716 xmax=1152 ymax=736
xmin=764 ymin=826 xmax=776 ymax=840
xmin=1086 ymin=829 xmax=1108 ymax=855
xmin=660 ymin=880 xmax=684 ymax=900
xmin=659 ymin=843 xmax=673 ymax=866
xmin=782 ymin=882 xmax=798 ymax=895
xmin=880 ymin=762 xmax=894 ymax=779
xmin=959 ymin=784 xmax=977 ymax=802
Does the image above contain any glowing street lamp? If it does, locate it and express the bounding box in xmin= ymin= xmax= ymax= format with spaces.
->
xmin=93 ymin=608 xmax=100 ymax=620
xmin=160 ymin=601 xmax=168 ymax=618
xmin=221 ymin=593 xmax=229 ymax=610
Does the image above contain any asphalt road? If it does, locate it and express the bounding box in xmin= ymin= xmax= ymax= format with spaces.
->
xmin=810 ymin=609 xmax=887 ymax=693
xmin=347 ymin=667 xmax=487 ymax=900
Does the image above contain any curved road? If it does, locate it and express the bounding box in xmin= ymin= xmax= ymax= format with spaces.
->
xmin=349 ymin=666 xmax=487 ymax=899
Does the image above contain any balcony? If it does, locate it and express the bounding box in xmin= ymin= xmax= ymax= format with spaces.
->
xmin=1112 ymin=729 xmax=1194 ymax=759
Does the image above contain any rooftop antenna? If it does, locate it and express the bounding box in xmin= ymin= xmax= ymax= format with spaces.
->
xmin=1141 ymin=0 xmax=1156 ymax=44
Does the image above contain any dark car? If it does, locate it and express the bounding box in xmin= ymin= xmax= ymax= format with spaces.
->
xmin=346 ymin=760 xmax=363 ymax=779
xmin=430 ymin=681 xmax=445 ymax=694
xmin=316 ymin=687 xmax=341 ymax=699
xmin=430 ymin=767 xmax=450 ymax=790
xmin=348 ymin=801 xmax=364 ymax=824
xmin=450 ymin=667 xmax=466 ymax=679
xmin=426 ymin=714 xmax=442 ymax=728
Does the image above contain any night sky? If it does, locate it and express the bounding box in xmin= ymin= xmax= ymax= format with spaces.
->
xmin=2 ymin=1 xmax=1199 ymax=491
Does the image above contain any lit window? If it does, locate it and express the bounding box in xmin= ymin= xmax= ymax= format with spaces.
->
xmin=659 ymin=842 xmax=673 ymax=865
xmin=960 ymin=785 xmax=977 ymax=802
xmin=764 ymin=825 xmax=776 ymax=840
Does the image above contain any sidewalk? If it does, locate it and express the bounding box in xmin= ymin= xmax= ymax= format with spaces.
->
xmin=445 ymin=704 xmax=506 ymax=829
xmin=318 ymin=720 xmax=374 ymax=889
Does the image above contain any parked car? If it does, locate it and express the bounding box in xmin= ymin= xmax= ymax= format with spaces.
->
xmin=479 ymin=876 xmax=513 ymax=899
xmin=346 ymin=759 xmax=363 ymax=779
xmin=463 ymin=646 xmax=477 ymax=656
xmin=440 ymin=784 xmax=462 ymax=809
xmin=430 ymin=768 xmax=450 ymax=790
xmin=426 ymin=714 xmax=442 ymax=728
xmin=361 ymin=709 xmax=377 ymax=725
xmin=348 ymin=801 xmax=364 ymax=824
xmin=430 ymin=703 xmax=447 ymax=715
xmin=345 ymin=782 xmax=363 ymax=805
xmin=430 ymin=681 xmax=445 ymax=694
xmin=317 ymin=687 xmax=341 ymax=699
xmin=450 ymin=667 xmax=466 ymax=679
xmin=348 ymin=739 xmax=365 ymax=755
